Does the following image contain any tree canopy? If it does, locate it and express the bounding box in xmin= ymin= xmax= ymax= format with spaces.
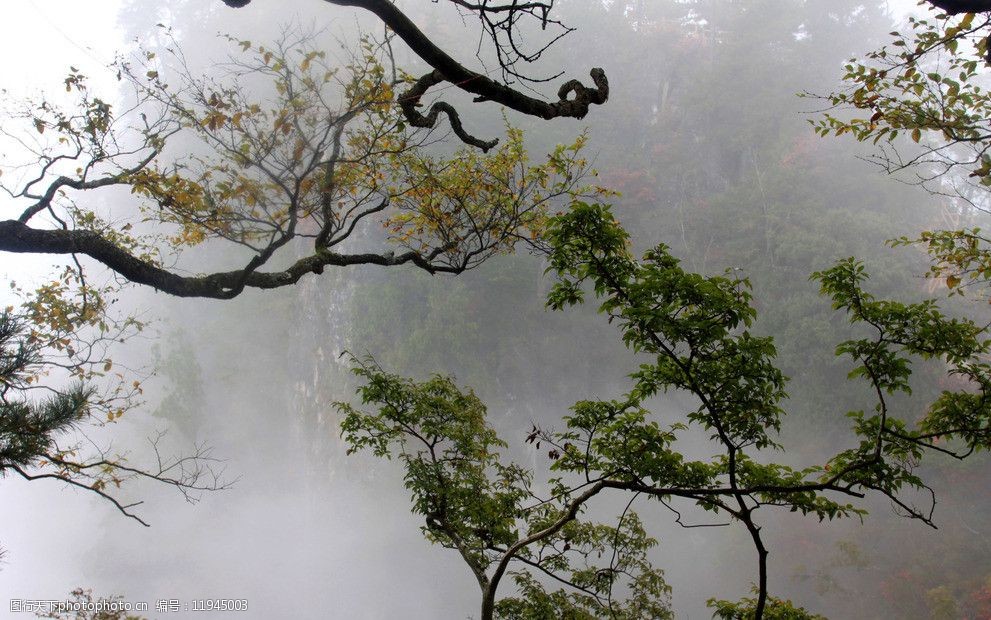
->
xmin=0 ymin=1 xmax=603 ymax=535
xmin=339 ymin=201 xmax=991 ymax=618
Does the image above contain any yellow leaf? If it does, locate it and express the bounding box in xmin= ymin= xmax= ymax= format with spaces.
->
xmin=911 ymin=128 xmax=921 ymax=143
xmin=946 ymin=275 xmax=961 ymax=289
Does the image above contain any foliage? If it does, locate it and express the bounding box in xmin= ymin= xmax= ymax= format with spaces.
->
xmin=338 ymin=357 xmax=670 ymax=620
xmin=810 ymin=9 xmax=991 ymax=612
xmin=0 ymin=157 xmax=226 ymax=526
xmin=5 ymin=265 xmax=146 ymax=426
xmin=126 ymin=30 xmax=589 ymax=264
xmin=811 ymin=6 xmax=991 ymax=206
xmin=340 ymin=201 xmax=991 ymax=618
xmin=708 ymin=590 xmax=827 ymax=620
xmin=1 ymin=27 xmax=601 ymax=299
xmin=0 ymin=306 xmax=225 ymax=527
xmin=0 ymin=309 xmax=92 ymax=469
xmin=891 ymin=226 xmax=991 ymax=297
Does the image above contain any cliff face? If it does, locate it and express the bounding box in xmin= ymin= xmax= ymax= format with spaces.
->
xmin=286 ymin=265 xmax=358 ymax=477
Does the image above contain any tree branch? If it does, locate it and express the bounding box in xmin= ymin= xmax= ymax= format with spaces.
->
xmin=220 ymin=0 xmax=608 ymax=149
xmin=927 ymin=0 xmax=991 ymax=14
xmin=0 ymin=219 xmax=454 ymax=299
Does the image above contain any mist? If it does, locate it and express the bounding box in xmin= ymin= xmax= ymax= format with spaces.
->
xmin=2 ymin=1 xmax=990 ymax=619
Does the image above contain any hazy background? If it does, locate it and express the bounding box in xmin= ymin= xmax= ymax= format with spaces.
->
xmin=2 ymin=1 xmax=990 ymax=618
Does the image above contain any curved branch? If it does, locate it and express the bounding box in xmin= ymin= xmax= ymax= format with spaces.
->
xmin=927 ymin=0 xmax=991 ymax=14
xmin=221 ymin=0 xmax=608 ymax=148
xmin=359 ymin=0 xmax=607 ymax=113
xmin=346 ymin=0 xmax=607 ymax=147
xmin=18 ymin=147 xmax=161 ymax=224
xmin=8 ymin=464 xmax=151 ymax=527
xmin=483 ymin=480 xmax=606 ymax=618
xmin=400 ymin=70 xmax=499 ymax=151
xmin=0 ymin=219 xmax=454 ymax=299
xmin=223 ymin=0 xmax=609 ymax=151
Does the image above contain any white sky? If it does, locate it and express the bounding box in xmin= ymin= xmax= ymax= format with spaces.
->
xmin=0 ymin=1 xmax=129 ymax=304
xmin=0 ymin=1 xmax=128 ymax=96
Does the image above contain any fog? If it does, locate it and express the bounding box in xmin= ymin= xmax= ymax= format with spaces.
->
xmin=2 ymin=1 xmax=991 ymax=619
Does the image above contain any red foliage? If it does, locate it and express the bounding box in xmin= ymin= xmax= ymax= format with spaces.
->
xmin=780 ymin=135 xmax=821 ymax=168
xmin=599 ymin=168 xmax=658 ymax=208
xmin=967 ymin=579 xmax=991 ymax=619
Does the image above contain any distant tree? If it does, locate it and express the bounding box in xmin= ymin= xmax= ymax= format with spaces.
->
xmin=340 ymin=202 xmax=991 ymax=619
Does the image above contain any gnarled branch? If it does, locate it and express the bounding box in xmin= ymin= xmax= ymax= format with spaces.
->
xmin=220 ymin=0 xmax=608 ymax=148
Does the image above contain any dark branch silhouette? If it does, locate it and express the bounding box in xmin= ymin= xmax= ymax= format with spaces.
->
xmin=927 ymin=0 xmax=991 ymax=13
xmin=220 ymin=0 xmax=608 ymax=149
